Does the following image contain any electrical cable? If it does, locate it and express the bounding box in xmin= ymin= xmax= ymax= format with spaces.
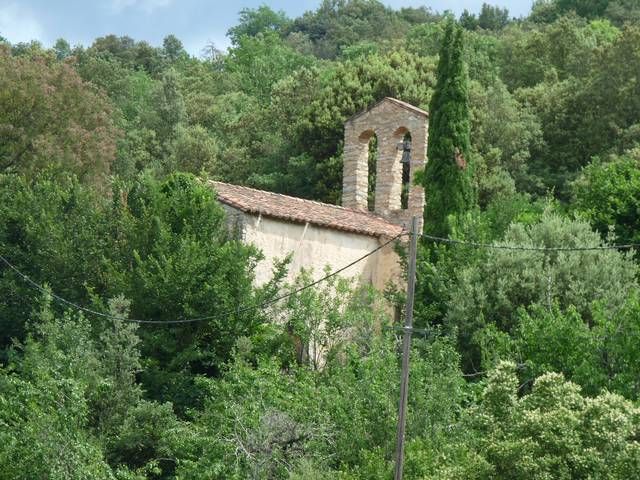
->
xmin=420 ymin=233 xmax=640 ymax=252
xmin=0 ymin=232 xmax=404 ymax=325
xmin=5 ymin=228 xmax=635 ymax=324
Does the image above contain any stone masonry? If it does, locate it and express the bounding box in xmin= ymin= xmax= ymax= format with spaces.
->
xmin=342 ymin=97 xmax=428 ymax=232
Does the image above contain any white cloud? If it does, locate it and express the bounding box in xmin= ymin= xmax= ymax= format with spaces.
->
xmin=0 ymin=2 xmax=43 ymax=44
xmin=109 ymin=0 xmax=174 ymax=14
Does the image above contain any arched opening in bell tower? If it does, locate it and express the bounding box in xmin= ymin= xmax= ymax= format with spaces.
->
xmin=367 ymin=134 xmax=378 ymax=212
xmin=400 ymin=131 xmax=411 ymax=210
xmin=358 ymin=129 xmax=378 ymax=212
xmin=393 ymin=126 xmax=412 ymax=211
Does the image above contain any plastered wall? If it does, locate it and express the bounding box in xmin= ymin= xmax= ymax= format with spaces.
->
xmin=225 ymin=208 xmax=402 ymax=292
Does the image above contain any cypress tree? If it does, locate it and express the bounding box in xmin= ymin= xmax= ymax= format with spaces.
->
xmin=423 ymin=22 xmax=474 ymax=237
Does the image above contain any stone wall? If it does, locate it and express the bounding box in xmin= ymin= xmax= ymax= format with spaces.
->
xmin=342 ymin=98 xmax=428 ymax=232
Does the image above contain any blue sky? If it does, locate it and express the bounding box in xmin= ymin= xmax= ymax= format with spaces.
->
xmin=0 ymin=1 xmax=533 ymax=56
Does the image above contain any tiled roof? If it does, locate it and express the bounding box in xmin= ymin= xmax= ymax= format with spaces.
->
xmin=210 ymin=181 xmax=404 ymax=238
xmin=347 ymin=97 xmax=428 ymax=122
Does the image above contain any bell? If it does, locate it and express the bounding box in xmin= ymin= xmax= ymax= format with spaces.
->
xmin=399 ymin=139 xmax=411 ymax=164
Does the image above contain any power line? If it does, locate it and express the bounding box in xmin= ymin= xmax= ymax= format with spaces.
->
xmin=0 ymin=232 xmax=404 ymax=325
xmin=420 ymin=233 xmax=640 ymax=252
xmin=4 ymin=227 xmax=634 ymax=324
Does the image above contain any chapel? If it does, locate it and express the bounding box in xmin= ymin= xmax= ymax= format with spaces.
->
xmin=212 ymin=97 xmax=428 ymax=289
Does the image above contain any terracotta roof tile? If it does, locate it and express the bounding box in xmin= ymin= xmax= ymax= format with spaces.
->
xmin=210 ymin=181 xmax=404 ymax=238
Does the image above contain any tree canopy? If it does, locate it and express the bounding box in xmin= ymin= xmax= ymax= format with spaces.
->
xmin=422 ymin=21 xmax=475 ymax=237
xmin=1 ymin=1 xmax=640 ymax=478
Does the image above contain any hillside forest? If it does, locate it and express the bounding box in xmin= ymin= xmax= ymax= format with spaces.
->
xmin=2 ymin=0 xmax=640 ymax=478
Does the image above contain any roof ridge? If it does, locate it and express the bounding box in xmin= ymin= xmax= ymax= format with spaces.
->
xmin=384 ymin=97 xmax=429 ymax=116
xmin=346 ymin=97 xmax=428 ymax=123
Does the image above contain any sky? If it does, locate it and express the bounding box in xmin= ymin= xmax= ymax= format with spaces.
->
xmin=0 ymin=0 xmax=534 ymax=56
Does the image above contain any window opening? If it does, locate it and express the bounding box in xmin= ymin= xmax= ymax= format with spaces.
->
xmin=400 ymin=132 xmax=411 ymax=210
xmin=367 ymin=134 xmax=378 ymax=211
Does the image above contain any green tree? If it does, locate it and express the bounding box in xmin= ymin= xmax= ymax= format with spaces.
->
xmin=447 ymin=209 xmax=638 ymax=372
xmin=507 ymin=296 xmax=640 ymax=399
xmin=460 ymin=10 xmax=480 ymax=30
xmin=478 ymin=3 xmax=510 ymax=30
xmin=398 ymin=6 xmax=441 ymax=25
xmin=183 ymin=90 xmax=263 ymax=185
xmin=0 ymin=172 xmax=264 ymax=412
xmin=0 ymin=297 xmax=113 ymax=479
xmin=74 ymin=51 xmax=165 ymax=176
xmin=168 ymin=124 xmax=220 ymax=175
xmin=460 ymin=4 xmax=510 ymax=31
xmin=144 ymin=68 xmax=185 ymax=156
xmin=271 ymin=271 xmax=389 ymax=370
xmin=10 ymin=40 xmax=46 ymax=57
xmin=109 ymin=173 xmax=262 ymax=410
xmin=0 ymin=353 xmax=114 ymax=480
xmin=0 ymin=293 xmax=183 ymax=479
xmin=422 ymin=22 xmax=475 ymax=237
xmin=556 ymin=0 xmax=610 ymax=18
xmin=501 ymin=19 xmax=633 ymax=196
xmin=0 ymin=173 xmax=113 ymax=355
xmin=172 ymin=333 xmax=465 ymax=479
xmin=499 ymin=16 xmax=616 ymax=91
xmin=88 ymin=35 xmax=163 ymax=75
xmin=227 ymin=6 xmax=291 ymax=45
xmin=225 ymin=31 xmax=314 ymax=101
xmin=572 ymin=150 xmax=640 ymax=245
xmin=469 ymin=77 xmax=544 ymax=199
xmin=468 ymin=363 xmax=640 ymax=479
xmin=574 ymin=26 xmax=640 ymax=161
xmin=162 ymin=34 xmax=186 ymax=62
xmin=530 ymin=0 xmax=562 ymax=23
xmin=288 ymin=0 xmax=402 ymax=59
xmin=53 ymin=38 xmax=71 ymax=59
xmin=0 ymin=48 xmax=120 ymax=185
xmin=604 ymin=0 xmax=640 ymax=25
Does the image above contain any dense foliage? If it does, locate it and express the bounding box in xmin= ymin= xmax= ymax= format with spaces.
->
xmin=0 ymin=48 xmax=118 ymax=185
xmin=1 ymin=0 xmax=640 ymax=478
xmin=422 ymin=21 xmax=474 ymax=236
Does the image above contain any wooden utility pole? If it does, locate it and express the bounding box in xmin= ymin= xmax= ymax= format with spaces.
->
xmin=393 ymin=215 xmax=419 ymax=480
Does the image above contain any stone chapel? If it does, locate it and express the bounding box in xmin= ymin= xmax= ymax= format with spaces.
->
xmin=212 ymin=97 xmax=428 ymax=289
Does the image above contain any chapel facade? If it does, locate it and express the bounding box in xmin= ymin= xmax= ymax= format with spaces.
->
xmin=213 ymin=98 xmax=428 ymax=289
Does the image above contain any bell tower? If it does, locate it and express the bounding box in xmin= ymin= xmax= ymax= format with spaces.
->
xmin=342 ymin=97 xmax=428 ymax=231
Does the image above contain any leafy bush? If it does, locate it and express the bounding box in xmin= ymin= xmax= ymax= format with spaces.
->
xmin=572 ymin=149 xmax=640 ymax=245
xmin=445 ymin=208 xmax=638 ymax=371
xmin=465 ymin=362 xmax=640 ymax=480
